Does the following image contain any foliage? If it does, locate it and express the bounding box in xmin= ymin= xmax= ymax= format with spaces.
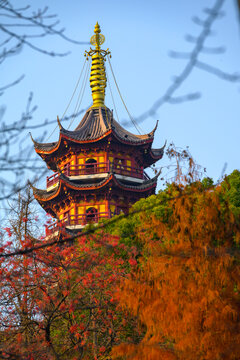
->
xmin=0 ymin=194 xmax=140 ymax=359
xmin=1 ymin=171 xmax=240 ymax=359
xmin=111 ymin=176 xmax=240 ymax=360
xmin=221 ymin=170 xmax=240 ymax=217
xmin=201 ymin=176 xmax=214 ymax=189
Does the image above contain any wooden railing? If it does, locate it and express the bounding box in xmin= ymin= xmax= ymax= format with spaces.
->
xmin=46 ymin=162 xmax=149 ymax=188
xmin=45 ymin=212 xmax=111 ymax=236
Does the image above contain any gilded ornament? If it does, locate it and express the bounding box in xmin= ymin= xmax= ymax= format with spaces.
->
xmin=84 ymin=22 xmax=111 ymax=108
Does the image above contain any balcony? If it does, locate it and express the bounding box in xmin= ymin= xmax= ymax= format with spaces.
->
xmin=45 ymin=211 xmax=111 ymax=237
xmin=46 ymin=162 xmax=150 ymax=190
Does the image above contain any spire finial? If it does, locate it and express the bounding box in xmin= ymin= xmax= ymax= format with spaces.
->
xmin=85 ymin=23 xmax=110 ymax=108
xmin=94 ymin=22 xmax=100 ymax=33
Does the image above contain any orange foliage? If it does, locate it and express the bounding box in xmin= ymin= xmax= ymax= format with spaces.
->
xmin=113 ymin=343 xmax=177 ymax=360
xmin=112 ymin=183 xmax=240 ymax=359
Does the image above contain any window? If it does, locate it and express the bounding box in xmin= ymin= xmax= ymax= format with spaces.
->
xmin=85 ymin=158 xmax=97 ymax=174
xmin=114 ymin=158 xmax=125 ymax=174
xmin=85 ymin=207 xmax=98 ymax=223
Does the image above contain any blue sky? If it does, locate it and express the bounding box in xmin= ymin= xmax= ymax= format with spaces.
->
xmin=2 ymin=0 xmax=240 ymax=189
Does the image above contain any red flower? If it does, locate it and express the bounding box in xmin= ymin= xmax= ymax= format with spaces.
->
xmin=70 ymin=324 xmax=77 ymax=333
xmin=4 ymin=227 xmax=12 ymax=237
xmin=128 ymin=258 xmax=137 ymax=266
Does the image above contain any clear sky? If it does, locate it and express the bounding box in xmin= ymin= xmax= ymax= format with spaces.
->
xmin=2 ymin=0 xmax=240 ymax=190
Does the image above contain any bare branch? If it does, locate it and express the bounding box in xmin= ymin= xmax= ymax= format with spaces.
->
xmin=168 ymin=92 xmax=201 ymax=104
xmin=168 ymin=50 xmax=191 ymax=59
xmin=196 ymin=60 xmax=240 ymax=81
xmin=0 ymin=24 xmax=71 ymax=57
xmin=0 ymin=74 xmax=24 ymax=93
xmin=0 ymin=2 xmax=90 ymax=208
xmin=130 ymin=0 xmax=236 ymax=125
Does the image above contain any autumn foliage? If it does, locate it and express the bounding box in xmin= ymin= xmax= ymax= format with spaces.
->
xmin=0 ymin=171 xmax=240 ymax=359
xmin=112 ymin=173 xmax=240 ymax=359
xmin=0 ymin=193 xmax=140 ymax=359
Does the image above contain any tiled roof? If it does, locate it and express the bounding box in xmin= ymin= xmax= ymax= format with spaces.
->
xmin=113 ymin=171 xmax=160 ymax=191
xmin=30 ymin=173 xmax=112 ymax=200
xmin=30 ymin=132 xmax=58 ymax=152
xmin=30 ymin=171 xmax=159 ymax=202
xmin=150 ymin=141 xmax=166 ymax=159
xmin=32 ymin=107 xmax=158 ymax=152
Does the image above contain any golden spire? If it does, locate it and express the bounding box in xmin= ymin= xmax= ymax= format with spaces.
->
xmin=85 ymin=23 xmax=111 ymax=108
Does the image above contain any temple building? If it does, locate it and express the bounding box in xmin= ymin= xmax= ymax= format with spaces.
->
xmin=31 ymin=23 xmax=164 ymax=236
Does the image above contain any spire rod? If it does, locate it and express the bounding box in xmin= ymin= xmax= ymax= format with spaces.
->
xmin=85 ymin=23 xmax=111 ymax=108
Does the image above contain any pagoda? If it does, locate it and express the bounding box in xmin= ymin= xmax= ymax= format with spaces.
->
xmin=31 ymin=23 xmax=165 ymax=236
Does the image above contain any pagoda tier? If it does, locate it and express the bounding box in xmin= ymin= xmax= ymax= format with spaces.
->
xmin=31 ymin=172 xmax=159 ymax=234
xmin=31 ymin=107 xmax=165 ymax=171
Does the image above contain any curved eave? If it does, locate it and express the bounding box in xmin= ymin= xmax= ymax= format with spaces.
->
xmin=150 ymin=148 xmax=165 ymax=160
xmin=34 ymin=129 xmax=154 ymax=159
xmin=151 ymin=140 xmax=166 ymax=158
xmin=30 ymin=132 xmax=59 ymax=154
xmin=33 ymin=129 xmax=113 ymax=157
xmin=31 ymin=173 xmax=114 ymax=202
xmin=34 ymin=142 xmax=59 ymax=155
xmin=113 ymin=171 xmax=160 ymax=192
xmin=31 ymin=111 xmax=159 ymax=155
xmin=143 ymin=141 xmax=166 ymax=167
xmin=60 ymin=118 xmax=157 ymax=148
xmin=61 ymin=129 xmax=112 ymax=145
xmin=110 ymin=119 xmax=158 ymax=146
xmin=31 ymin=169 xmax=160 ymax=204
xmin=111 ymin=129 xmax=153 ymax=146
xmin=147 ymin=119 xmax=159 ymax=137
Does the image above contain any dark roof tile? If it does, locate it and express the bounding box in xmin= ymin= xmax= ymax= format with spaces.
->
xmin=32 ymin=107 xmax=158 ymax=152
xmin=31 ymin=171 xmax=159 ymax=202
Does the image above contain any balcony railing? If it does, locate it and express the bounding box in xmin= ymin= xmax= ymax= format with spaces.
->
xmin=45 ymin=211 xmax=111 ymax=236
xmin=47 ymin=162 xmax=149 ymax=188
